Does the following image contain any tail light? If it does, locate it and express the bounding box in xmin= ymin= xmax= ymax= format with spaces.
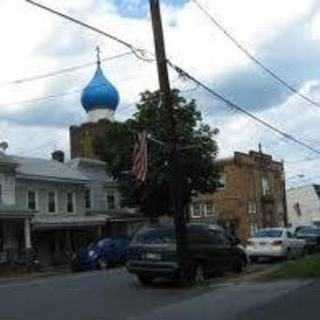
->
xmin=272 ymin=240 xmax=283 ymax=246
xmin=246 ymin=240 xmax=255 ymax=246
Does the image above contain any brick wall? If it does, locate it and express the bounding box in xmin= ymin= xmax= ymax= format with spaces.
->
xmin=191 ymin=150 xmax=286 ymax=240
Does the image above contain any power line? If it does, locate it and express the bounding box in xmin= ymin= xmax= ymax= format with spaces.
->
xmin=0 ymin=51 xmax=133 ymax=88
xmin=25 ymin=0 xmax=154 ymax=63
xmin=167 ymin=61 xmax=320 ymax=155
xmin=25 ymin=0 xmax=320 ymax=156
xmin=191 ymin=0 xmax=320 ymax=110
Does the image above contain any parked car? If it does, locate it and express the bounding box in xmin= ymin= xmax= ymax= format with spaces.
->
xmin=208 ymin=224 xmax=249 ymax=267
xmin=126 ymin=223 xmax=247 ymax=285
xmin=295 ymin=227 xmax=320 ymax=253
xmin=71 ymin=237 xmax=130 ymax=272
xmin=246 ymin=228 xmax=305 ymax=262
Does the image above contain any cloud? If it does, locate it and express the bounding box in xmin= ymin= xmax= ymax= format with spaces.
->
xmin=0 ymin=0 xmax=319 ymax=192
xmin=212 ymin=80 xmax=320 ymax=185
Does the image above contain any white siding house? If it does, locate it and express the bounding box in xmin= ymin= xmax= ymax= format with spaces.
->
xmin=287 ymin=184 xmax=320 ymax=229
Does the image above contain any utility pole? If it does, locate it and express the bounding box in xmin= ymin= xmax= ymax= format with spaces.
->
xmin=149 ymin=0 xmax=188 ymax=277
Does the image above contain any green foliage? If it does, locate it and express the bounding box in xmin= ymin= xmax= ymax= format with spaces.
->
xmin=102 ymin=89 xmax=219 ymax=217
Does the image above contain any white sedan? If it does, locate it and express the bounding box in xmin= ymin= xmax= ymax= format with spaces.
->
xmin=246 ymin=228 xmax=305 ymax=262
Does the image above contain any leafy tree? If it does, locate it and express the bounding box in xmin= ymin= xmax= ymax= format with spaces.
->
xmin=102 ymin=89 xmax=219 ymax=218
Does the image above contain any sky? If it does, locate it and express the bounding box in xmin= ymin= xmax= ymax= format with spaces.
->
xmin=1 ymin=0 xmax=320 ymax=187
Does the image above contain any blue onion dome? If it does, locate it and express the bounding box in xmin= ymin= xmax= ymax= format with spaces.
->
xmin=81 ymin=50 xmax=120 ymax=113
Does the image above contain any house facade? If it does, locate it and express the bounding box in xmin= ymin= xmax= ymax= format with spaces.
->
xmin=287 ymin=184 xmax=320 ymax=229
xmin=190 ymin=150 xmax=287 ymax=240
xmin=0 ymin=151 xmax=143 ymax=267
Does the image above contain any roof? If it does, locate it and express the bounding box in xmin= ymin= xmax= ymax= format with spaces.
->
xmin=8 ymin=155 xmax=89 ymax=183
xmin=67 ymin=157 xmax=106 ymax=168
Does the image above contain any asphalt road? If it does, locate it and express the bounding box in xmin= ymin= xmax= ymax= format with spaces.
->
xmin=0 ymin=263 xmax=316 ymax=320
xmin=0 ymin=268 xmax=209 ymax=320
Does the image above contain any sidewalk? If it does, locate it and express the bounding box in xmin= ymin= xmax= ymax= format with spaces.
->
xmin=129 ymin=279 xmax=314 ymax=320
xmin=0 ymin=265 xmax=71 ymax=286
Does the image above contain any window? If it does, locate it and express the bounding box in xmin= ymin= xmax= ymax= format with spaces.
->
xmin=27 ymin=191 xmax=37 ymax=210
xmin=248 ymin=201 xmax=257 ymax=216
xmin=107 ymin=191 xmax=115 ymax=210
xmin=207 ymin=230 xmax=226 ymax=245
xmin=217 ymin=175 xmax=226 ymax=190
xmin=48 ymin=191 xmax=56 ymax=213
xmin=286 ymin=231 xmax=293 ymax=238
xmin=254 ymin=229 xmax=282 ymax=238
xmin=262 ymin=177 xmax=270 ymax=195
xmin=191 ymin=203 xmax=201 ymax=218
xmin=206 ymin=202 xmax=215 ymax=216
xmin=67 ymin=192 xmax=75 ymax=213
xmin=85 ymin=189 xmax=91 ymax=209
xmin=250 ymin=223 xmax=258 ymax=236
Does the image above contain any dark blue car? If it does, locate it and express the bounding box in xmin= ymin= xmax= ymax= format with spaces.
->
xmin=72 ymin=237 xmax=130 ymax=271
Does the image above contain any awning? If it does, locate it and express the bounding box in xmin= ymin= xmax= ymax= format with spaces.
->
xmin=32 ymin=214 xmax=109 ymax=231
xmin=0 ymin=204 xmax=34 ymax=219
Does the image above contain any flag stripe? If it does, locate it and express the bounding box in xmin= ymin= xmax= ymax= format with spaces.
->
xmin=132 ymin=131 xmax=148 ymax=182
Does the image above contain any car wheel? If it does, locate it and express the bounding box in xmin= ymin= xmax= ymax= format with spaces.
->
xmin=97 ymin=259 xmax=108 ymax=270
xmin=138 ymin=275 xmax=154 ymax=285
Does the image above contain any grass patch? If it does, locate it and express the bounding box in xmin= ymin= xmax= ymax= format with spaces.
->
xmin=267 ymin=254 xmax=320 ymax=280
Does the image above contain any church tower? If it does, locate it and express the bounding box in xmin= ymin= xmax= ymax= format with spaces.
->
xmin=70 ymin=48 xmax=120 ymax=160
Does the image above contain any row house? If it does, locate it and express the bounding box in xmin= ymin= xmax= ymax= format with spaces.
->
xmin=287 ymin=184 xmax=320 ymax=229
xmin=190 ymin=149 xmax=287 ymax=240
xmin=0 ymin=150 xmax=143 ymax=267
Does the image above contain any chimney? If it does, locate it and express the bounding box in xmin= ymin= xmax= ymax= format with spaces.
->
xmin=52 ymin=150 xmax=65 ymax=163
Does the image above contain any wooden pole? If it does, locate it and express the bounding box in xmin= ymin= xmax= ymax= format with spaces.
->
xmin=149 ymin=0 xmax=188 ymax=278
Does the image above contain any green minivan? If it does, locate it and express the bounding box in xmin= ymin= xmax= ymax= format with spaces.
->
xmin=126 ymin=223 xmax=247 ymax=284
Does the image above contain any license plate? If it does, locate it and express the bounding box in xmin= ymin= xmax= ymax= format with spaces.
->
xmin=259 ymin=242 xmax=267 ymax=246
xmin=145 ymin=253 xmax=161 ymax=260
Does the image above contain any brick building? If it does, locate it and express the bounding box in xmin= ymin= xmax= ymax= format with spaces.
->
xmin=190 ymin=150 xmax=287 ymax=240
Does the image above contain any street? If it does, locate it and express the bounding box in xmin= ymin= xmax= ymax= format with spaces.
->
xmin=0 ymin=268 xmax=208 ymax=320
xmin=0 ymin=263 xmax=316 ymax=320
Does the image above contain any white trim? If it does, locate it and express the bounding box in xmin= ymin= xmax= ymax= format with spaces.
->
xmin=88 ymin=109 xmax=114 ymax=122
xmin=191 ymin=202 xmax=202 ymax=218
xmin=205 ymin=202 xmax=215 ymax=217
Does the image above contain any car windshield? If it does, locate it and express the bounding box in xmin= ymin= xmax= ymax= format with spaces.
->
xmin=132 ymin=227 xmax=176 ymax=245
xmin=96 ymin=238 xmax=113 ymax=248
xmin=297 ymin=228 xmax=320 ymax=236
xmin=254 ymin=229 xmax=283 ymax=238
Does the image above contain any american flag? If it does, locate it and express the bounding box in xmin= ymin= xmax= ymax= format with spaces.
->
xmin=132 ymin=131 xmax=148 ymax=183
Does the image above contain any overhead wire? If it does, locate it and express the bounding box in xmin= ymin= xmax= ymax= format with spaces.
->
xmin=0 ymin=51 xmax=133 ymax=88
xmin=191 ymin=0 xmax=320 ymax=110
xmin=25 ymin=0 xmax=154 ymax=63
xmin=25 ymin=0 xmax=320 ymax=157
xmin=167 ymin=61 xmax=320 ymax=155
